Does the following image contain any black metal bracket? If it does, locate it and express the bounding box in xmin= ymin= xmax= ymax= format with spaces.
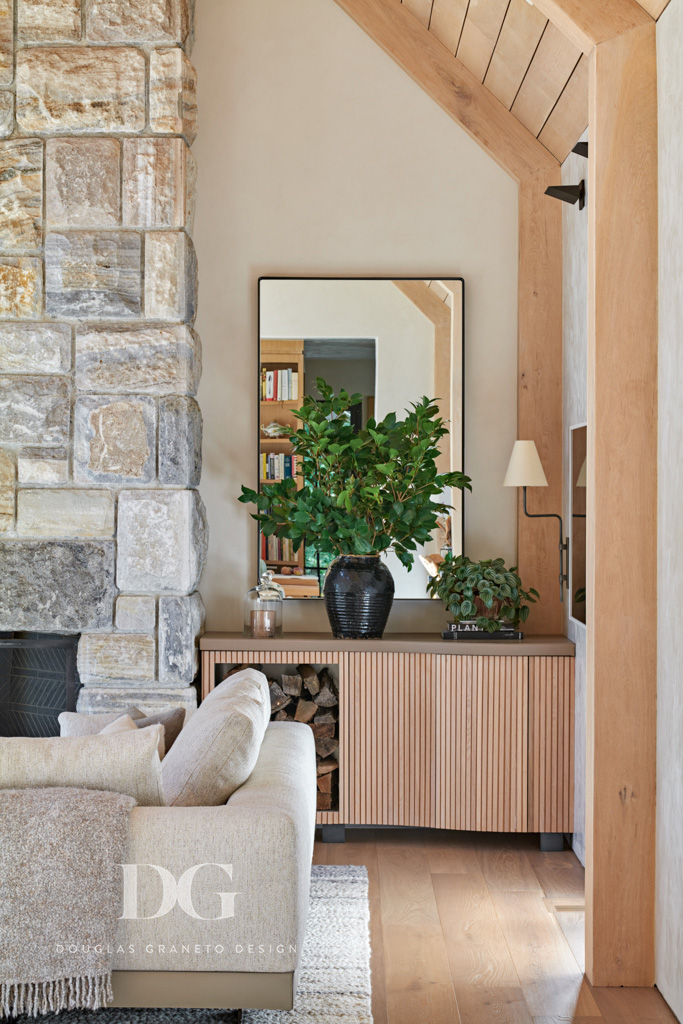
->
xmin=572 ymin=141 xmax=588 ymax=159
xmin=544 ymin=180 xmax=585 ymax=210
xmin=522 ymin=488 xmax=569 ymax=602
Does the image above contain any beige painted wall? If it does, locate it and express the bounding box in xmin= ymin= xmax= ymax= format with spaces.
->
xmin=562 ymin=134 xmax=588 ymax=867
xmin=192 ymin=0 xmax=518 ymax=631
xmin=656 ymin=3 xmax=683 ymax=1017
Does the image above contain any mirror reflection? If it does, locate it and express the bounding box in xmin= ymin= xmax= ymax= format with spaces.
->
xmin=258 ymin=278 xmax=464 ymax=599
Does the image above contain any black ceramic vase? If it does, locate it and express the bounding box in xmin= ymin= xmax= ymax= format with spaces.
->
xmin=323 ymin=555 xmax=395 ymax=639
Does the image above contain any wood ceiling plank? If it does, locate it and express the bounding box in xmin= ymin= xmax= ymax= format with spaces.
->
xmin=332 ymin=0 xmax=559 ymax=181
xmin=531 ymin=0 xmax=652 ymax=53
xmin=634 ymin=0 xmax=671 ymax=16
xmin=484 ymin=0 xmax=548 ymax=109
xmin=538 ymin=54 xmax=588 ymax=161
xmin=511 ymin=22 xmax=581 ymax=138
xmin=402 ymin=0 xmax=435 ymax=28
xmin=429 ymin=0 xmax=469 ymax=54
xmin=456 ymin=0 xmax=511 ymax=81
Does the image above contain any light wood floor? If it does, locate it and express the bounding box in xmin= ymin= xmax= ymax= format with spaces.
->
xmin=313 ymin=828 xmax=678 ymax=1024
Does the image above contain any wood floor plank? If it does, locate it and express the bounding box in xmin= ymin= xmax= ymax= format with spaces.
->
xmin=491 ymin=890 xmax=602 ymax=1020
xmin=369 ymin=896 xmax=389 ymax=1024
xmin=588 ymin=986 xmax=679 ymax=1023
xmin=477 ymin=839 xmax=544 ymax=892
xmin=527 ymin=849 xmax=585 ymax=898
xmin=377 ymin=842 xmax=461 ymax=1023
xmin=423 ymin=829 xmax=485 ymax=877
xmin=433 ymin=871 xmax=533 ymax=1024
xmin=312 ymin=839 xmax=328 ymax=865
xmin=553 ymin=910 xmax=586 ymax=973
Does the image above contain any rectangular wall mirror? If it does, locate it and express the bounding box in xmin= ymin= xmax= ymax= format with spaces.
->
xmin=258 ymin=277 xmax=464 ymax=600
xmin=571 ymin=424 xmax=587 ymax=624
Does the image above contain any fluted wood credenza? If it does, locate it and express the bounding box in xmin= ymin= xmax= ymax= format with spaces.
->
xmin=200 ymin=633 xmax=575 ymax=846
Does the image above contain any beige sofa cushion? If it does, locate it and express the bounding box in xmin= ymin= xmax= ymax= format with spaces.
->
xmin=0 ymin=726 xmax=166 ymax=806
xmin=161 ymin=667 xmax=270 ymax=807
xmin=99 ymin=714 xmax=138 ymax=735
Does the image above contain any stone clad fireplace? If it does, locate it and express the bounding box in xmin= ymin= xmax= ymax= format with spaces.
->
xmin=0 ymin=0 xmax=206 ymax=712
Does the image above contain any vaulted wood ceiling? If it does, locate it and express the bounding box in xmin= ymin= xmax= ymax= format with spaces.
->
xmin=373 ymin=0 xmax=667 ymax=164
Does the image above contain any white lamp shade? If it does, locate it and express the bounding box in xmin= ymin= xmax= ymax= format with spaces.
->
xmin=576 ymin=457 xmax=587 ymax=487
xmin=503 ymin=440 xmax=548 ymax=487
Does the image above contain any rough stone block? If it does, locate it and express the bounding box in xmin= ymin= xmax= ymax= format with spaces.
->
xmin=75 ymin=324 xmax=199 ymax=395
xmin=158 ymin=591 xmax=204 ymax=686
xmin=74 ymin=395 xmax=156 ymax=484
xmin=0 ymin=140 xmax=43 ymax=252
xmin=78 ymin=633 xmax=155 ymax=684
xmin=18 ymin=0 xmax=80 ymax=42
xmin=0 ymin=258 xmax=42 ymax=318
xmin=159 ymin=396 xmax=201 ymax=486
xmin=0 ymin=1 xmax=12 ymax=87
xmin=0 ymin=539 xmax=115 ymax=631
xmin=0 ymin=376 xmax=69 ymax=445
xmin=0 ymin=449 xmax=14 ymax=532
xmin=144 ymin=231 xmax=196 ymax=322
xmin=77 ymin=685 xmax=196 ymax=713
xmin=117 ymin=489 xmax=207 ymax=594
xmin=0 ymin=323 xmax=70 ymax=374
xmin=149 ymin=47 xmax=197 ymax=144
xmin=122 ymin=137 xmax=194 ymax=229
xmin=0 ymin=92 xmax=12 ymax=138
xmin=46 ymin=139 xmax=120 ymax=228
xmin=86 ymin=0 xmax=190 ymax=45
xmin=16 ymin=47 xmax=146 ymax=133
xmin=116 ymin=595 xmax=156 ymax=633
xmin=46 ymin=231 xmax=141 ymax=318
xmin=17 ymin=446 xmax=68 ymax=484
xmin=17 ymin=488 xmax=115 ymax=538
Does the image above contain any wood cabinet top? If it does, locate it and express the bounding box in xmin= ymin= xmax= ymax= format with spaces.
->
xmin=200 ymin=632 xmax=575 ymax=657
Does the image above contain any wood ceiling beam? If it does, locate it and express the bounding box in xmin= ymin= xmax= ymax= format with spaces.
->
xmin=530 ymin=0 xmax=653 ymax=54
xmin=332 ymin=0 xmax=558 ymax=182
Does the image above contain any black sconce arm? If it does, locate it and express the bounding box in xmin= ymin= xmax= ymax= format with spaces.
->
xmin=522 ymin=486 xmax=569 ymax=602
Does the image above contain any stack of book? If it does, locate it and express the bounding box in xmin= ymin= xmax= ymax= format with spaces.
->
xmin=441 ymin=621 xmax=524 ymax=641
xmin=261 ymin=453 xmax=298 ymax=482
xmin=261 ymin=368 xmax=299 ymax=401
xmin=261 ymin=533 xmax=295 ymax=563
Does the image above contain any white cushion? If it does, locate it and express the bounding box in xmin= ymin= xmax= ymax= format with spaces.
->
xmin=161 ymin=668 xmax=270 ymax=807
xmin=99 ymin=714 xmax=138 ymax=735
xmin=58 ymin=708 xmax=145 ymax=735
xmin=0 ymin=726 xmax=166 ymax=806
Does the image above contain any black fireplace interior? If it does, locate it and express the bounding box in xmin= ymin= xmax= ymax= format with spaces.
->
xmin=0 ymin=633 xmax=81 ymax=737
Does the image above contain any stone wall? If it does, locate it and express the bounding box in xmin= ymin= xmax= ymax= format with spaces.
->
xmin=0 ymin=0 xmax=205 ymax=712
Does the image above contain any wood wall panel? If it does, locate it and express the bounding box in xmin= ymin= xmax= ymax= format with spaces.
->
xmin=528 ymin=656 xmax=574 ymax=833
xmin=537 ymin=53 xmax=588 ymax=160
xmin=484 ymin=0 xmax=549 ymax=109
xmin=456 ymin=0 xmax=511 ymax=81
xmin=511 ymin=22 xmax=581 ymax=136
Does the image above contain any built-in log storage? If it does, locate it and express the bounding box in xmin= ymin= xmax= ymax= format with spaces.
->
xmin=201 ymin=634 xmax=575 ymax=836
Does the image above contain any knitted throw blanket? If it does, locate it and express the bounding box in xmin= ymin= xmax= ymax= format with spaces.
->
xmin=0 ymin=787 xmax=135 ymax=1018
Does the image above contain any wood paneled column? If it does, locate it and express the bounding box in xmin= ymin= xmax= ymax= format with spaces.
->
xmin=585 ymin=22 xmax=658 ymax=986
xmin=518 ymin=168 xmax=564 ymax=634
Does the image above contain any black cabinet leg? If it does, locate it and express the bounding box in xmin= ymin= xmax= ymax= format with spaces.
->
xmin=321 ymin=824 xmax=346 ymax=843
xmin=540 ymin=832 xmax=564 ymax=852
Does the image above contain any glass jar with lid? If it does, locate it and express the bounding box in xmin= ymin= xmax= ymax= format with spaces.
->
xmin=243 ymin=570 xmax=285 ymax=638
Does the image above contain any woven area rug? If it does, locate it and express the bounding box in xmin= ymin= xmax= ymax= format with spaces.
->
xmin=11 ymin=865 xmax=372 ymax=1024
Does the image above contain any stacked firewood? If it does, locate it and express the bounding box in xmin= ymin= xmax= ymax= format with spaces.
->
xmin=269 ymin=664 xmax=339 ymax=812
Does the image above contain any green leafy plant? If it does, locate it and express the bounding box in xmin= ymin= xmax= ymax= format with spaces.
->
xmin=427 ymin=553 xmax=539 ymax=632
xmin=240 ymin=379 xmax=471 ymax=569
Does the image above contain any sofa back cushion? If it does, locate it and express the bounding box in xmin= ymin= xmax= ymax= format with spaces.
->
xmin=0 ymin=726 xmax=166 ymax=806
xmin=161 ymin=668 xmax=270 ymax=807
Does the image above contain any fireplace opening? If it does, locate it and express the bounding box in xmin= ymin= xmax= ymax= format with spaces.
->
xmin=0 ymin=633 xmax=81 ymax=737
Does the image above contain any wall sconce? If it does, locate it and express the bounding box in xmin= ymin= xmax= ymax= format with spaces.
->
xmin=504 ymin=440 xmax=569 ymax=601
xmin=544 ymin=181 xmax=585 ymax=209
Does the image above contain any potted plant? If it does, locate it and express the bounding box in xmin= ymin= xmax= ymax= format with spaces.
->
xmin=240 ymin=379 xmax=471 ymax=638
xmin=426 ymin=553 xmax=539 ymax=633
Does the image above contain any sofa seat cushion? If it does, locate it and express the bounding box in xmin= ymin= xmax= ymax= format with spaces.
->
xmin=0 ymin=726 xmax=166 ymax=806
xmin=161 ymin=667 xmax=270 ymax=807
